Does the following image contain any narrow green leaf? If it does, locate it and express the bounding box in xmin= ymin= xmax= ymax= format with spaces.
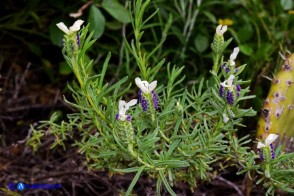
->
xmin=159 ymin=171 xmax=176 ymax=196
xmin=125 ymin=166 xmax=145 ymax=196
xmin=155 ymin=160 xmax=190 ymax=168
xmin=99 ymin=52 xmax=111 ymax=89
xmin=112 ymin=167 xmax=140 ymax=173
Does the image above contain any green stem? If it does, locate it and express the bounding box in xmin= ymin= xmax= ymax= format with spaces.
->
xmin=128 ymin=143 xmax=154 ymax=169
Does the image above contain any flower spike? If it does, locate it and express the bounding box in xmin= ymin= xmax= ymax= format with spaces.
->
xmin=135 ymin=77 xmax=157 ymax=94
xmin=116 ymin=99 xmax=137 ymax=121
xmin=257 ymin=134 xmax=279 ymax=160
xmin=257 ymin=134 xmax=279 ymax=148
xmin=221 ymin=74 xmax=235 ymax=91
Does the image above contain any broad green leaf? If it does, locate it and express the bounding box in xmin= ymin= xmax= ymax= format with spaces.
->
xmin=49 ymin=21 xmax=64 ymax=46
xmin=102 ymin=0 xmax=131 ymax=23
xmin=194 ymin=34 xmax=209 ymax=53
xmin=237 ymin=24 xmax=253 ymax=42
xmin=88 ymin=5 xmax=105 ymax=39
xmin=239 ymin=44 xmax=253 ymax=56
xmin=106 ymin=21 xmax=123 ymax=30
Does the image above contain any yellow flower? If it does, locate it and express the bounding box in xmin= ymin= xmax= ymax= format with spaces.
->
xmin=288 ymin=10 xmax=294 ymax=15
xmin=218 ymin=18 xmax=233 ymax=26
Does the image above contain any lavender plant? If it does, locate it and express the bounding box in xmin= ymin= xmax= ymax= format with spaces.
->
xmin=27 ymin=0 xmax=294 ymax=195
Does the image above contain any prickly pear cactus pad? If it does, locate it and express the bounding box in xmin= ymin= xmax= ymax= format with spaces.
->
xmin=257 ymin=53 xmax=294 ymax=152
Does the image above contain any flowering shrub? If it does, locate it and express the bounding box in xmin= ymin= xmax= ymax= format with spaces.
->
xmin=27 ymin=1 xmax=294 ymax=195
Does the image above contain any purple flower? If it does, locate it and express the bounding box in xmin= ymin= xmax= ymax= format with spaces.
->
xmin=221 ymin=63 xmax=226 ymax=69
xmin=138 ymin=90 xmax=142 ymax=103
xmin=138 ymin=90 xmax=148 ymax=111
xmin=219 ymin=85 xmax=224 ymax=97
xmin=116 ymin=99 xmax=137 ymax=121
xmin=226 ymin=91 xmax=234 ymax=105
xmin=77 ymin=33 xmax=80 ymax=46
xmin=270 ymin=144 xmax=276 ymax=159
xmin=257 ymin=149 xmax=264 ymax=161
xmin=152 ymin=91 xmax=158 ymax=110
xmin=141 ymin=98 xmax=148 ymax=111
xmin=236 ymin=84 xmax=241 ymax=97
xmin=225 ymin=67 xmax=230 ymax=73
xmin=257 ymin=134 xmax=279 ymax=160
xmin=235 ymin=68 xmax=239 ymax=73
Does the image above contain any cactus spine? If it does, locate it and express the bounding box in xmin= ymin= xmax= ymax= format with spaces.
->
xmin=257 ymin=53 xmax=294 ymax=152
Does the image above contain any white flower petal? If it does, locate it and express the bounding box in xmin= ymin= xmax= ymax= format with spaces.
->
xmin=265 ymin=134 xmax=279 ymax=146
xmin=69 ymin=19 xmax=84 ymax=33
xmin=56 ymin=22 xmax=70 ymax=34
xmin=216 ymin=25 xmax=227 ymax=35
xmin=220 ymin=81 xmax=227 ymax=87
xmin=135 ymin=77 xmax=148 ymax=93
xmin=257 ymin=142 xmax=266 ymax=149
xmin=222 ymin=113 xmax=229 ymax=123
xmin=227 ymin=75 xmax=235 ymax=86
xmin=230 ymin=47 xmax=240 ymax=62
xmin=119 ymin=100 xmax=126 ymax=110
xmin=127 ymin=99 xmax=138 ymax=108
xmin=148 ymin=81 xmax=157 ymax=92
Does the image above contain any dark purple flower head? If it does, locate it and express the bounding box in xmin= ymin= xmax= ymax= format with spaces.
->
xmin=152 ymin=91 xmax=158 ymax=110
xmin=236 ymin=84 xmax=241 ymax=97
xmin=258 ymin=149 xmax=264 ymax=161
xmin=138 ymin=90 xmax=142 ymax=103
xmin=235 ymin=68 xmax=239 ymax=73
xmin=141 ymin=98 xmax=148 ymax=111
xmin=126 ymin=115 xmax=132 ymax=121
xmin=219 ymin=85 xmax=224 ymax=97
xmin=226 ymin=91 xmax=234 ymax=105
xmin=221 ymin=63 xmax=226 ymax=69
xmin=115 ymin=114 xmax=119 ymax=120
xmin=77 ymin=33 xmax=80 ymax=46
xmin=270 ymin=144 xmax=276 ymax=159
xmin=225 ymin=67 xmax=230 ymax=73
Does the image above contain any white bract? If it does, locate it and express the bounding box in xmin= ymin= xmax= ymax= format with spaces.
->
xmin=118 ymin=99 xmax=137 ymax=121
xmin=257 ymin=134 xmax=279 ymax=149
xmin=56 ymin=20 xmax=84 ymax=35
xmin=135 ymin=77 xmax=157 ymax=94
xmin=221 ymin=74 xmax=235 ymax=91
xmin=222 ymin=113 xmax=229 ymax=123
xmin=229 ymin=47 xmax=240 ymax=66
xmin=216 ymin=25 xmax=227 ymax=35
